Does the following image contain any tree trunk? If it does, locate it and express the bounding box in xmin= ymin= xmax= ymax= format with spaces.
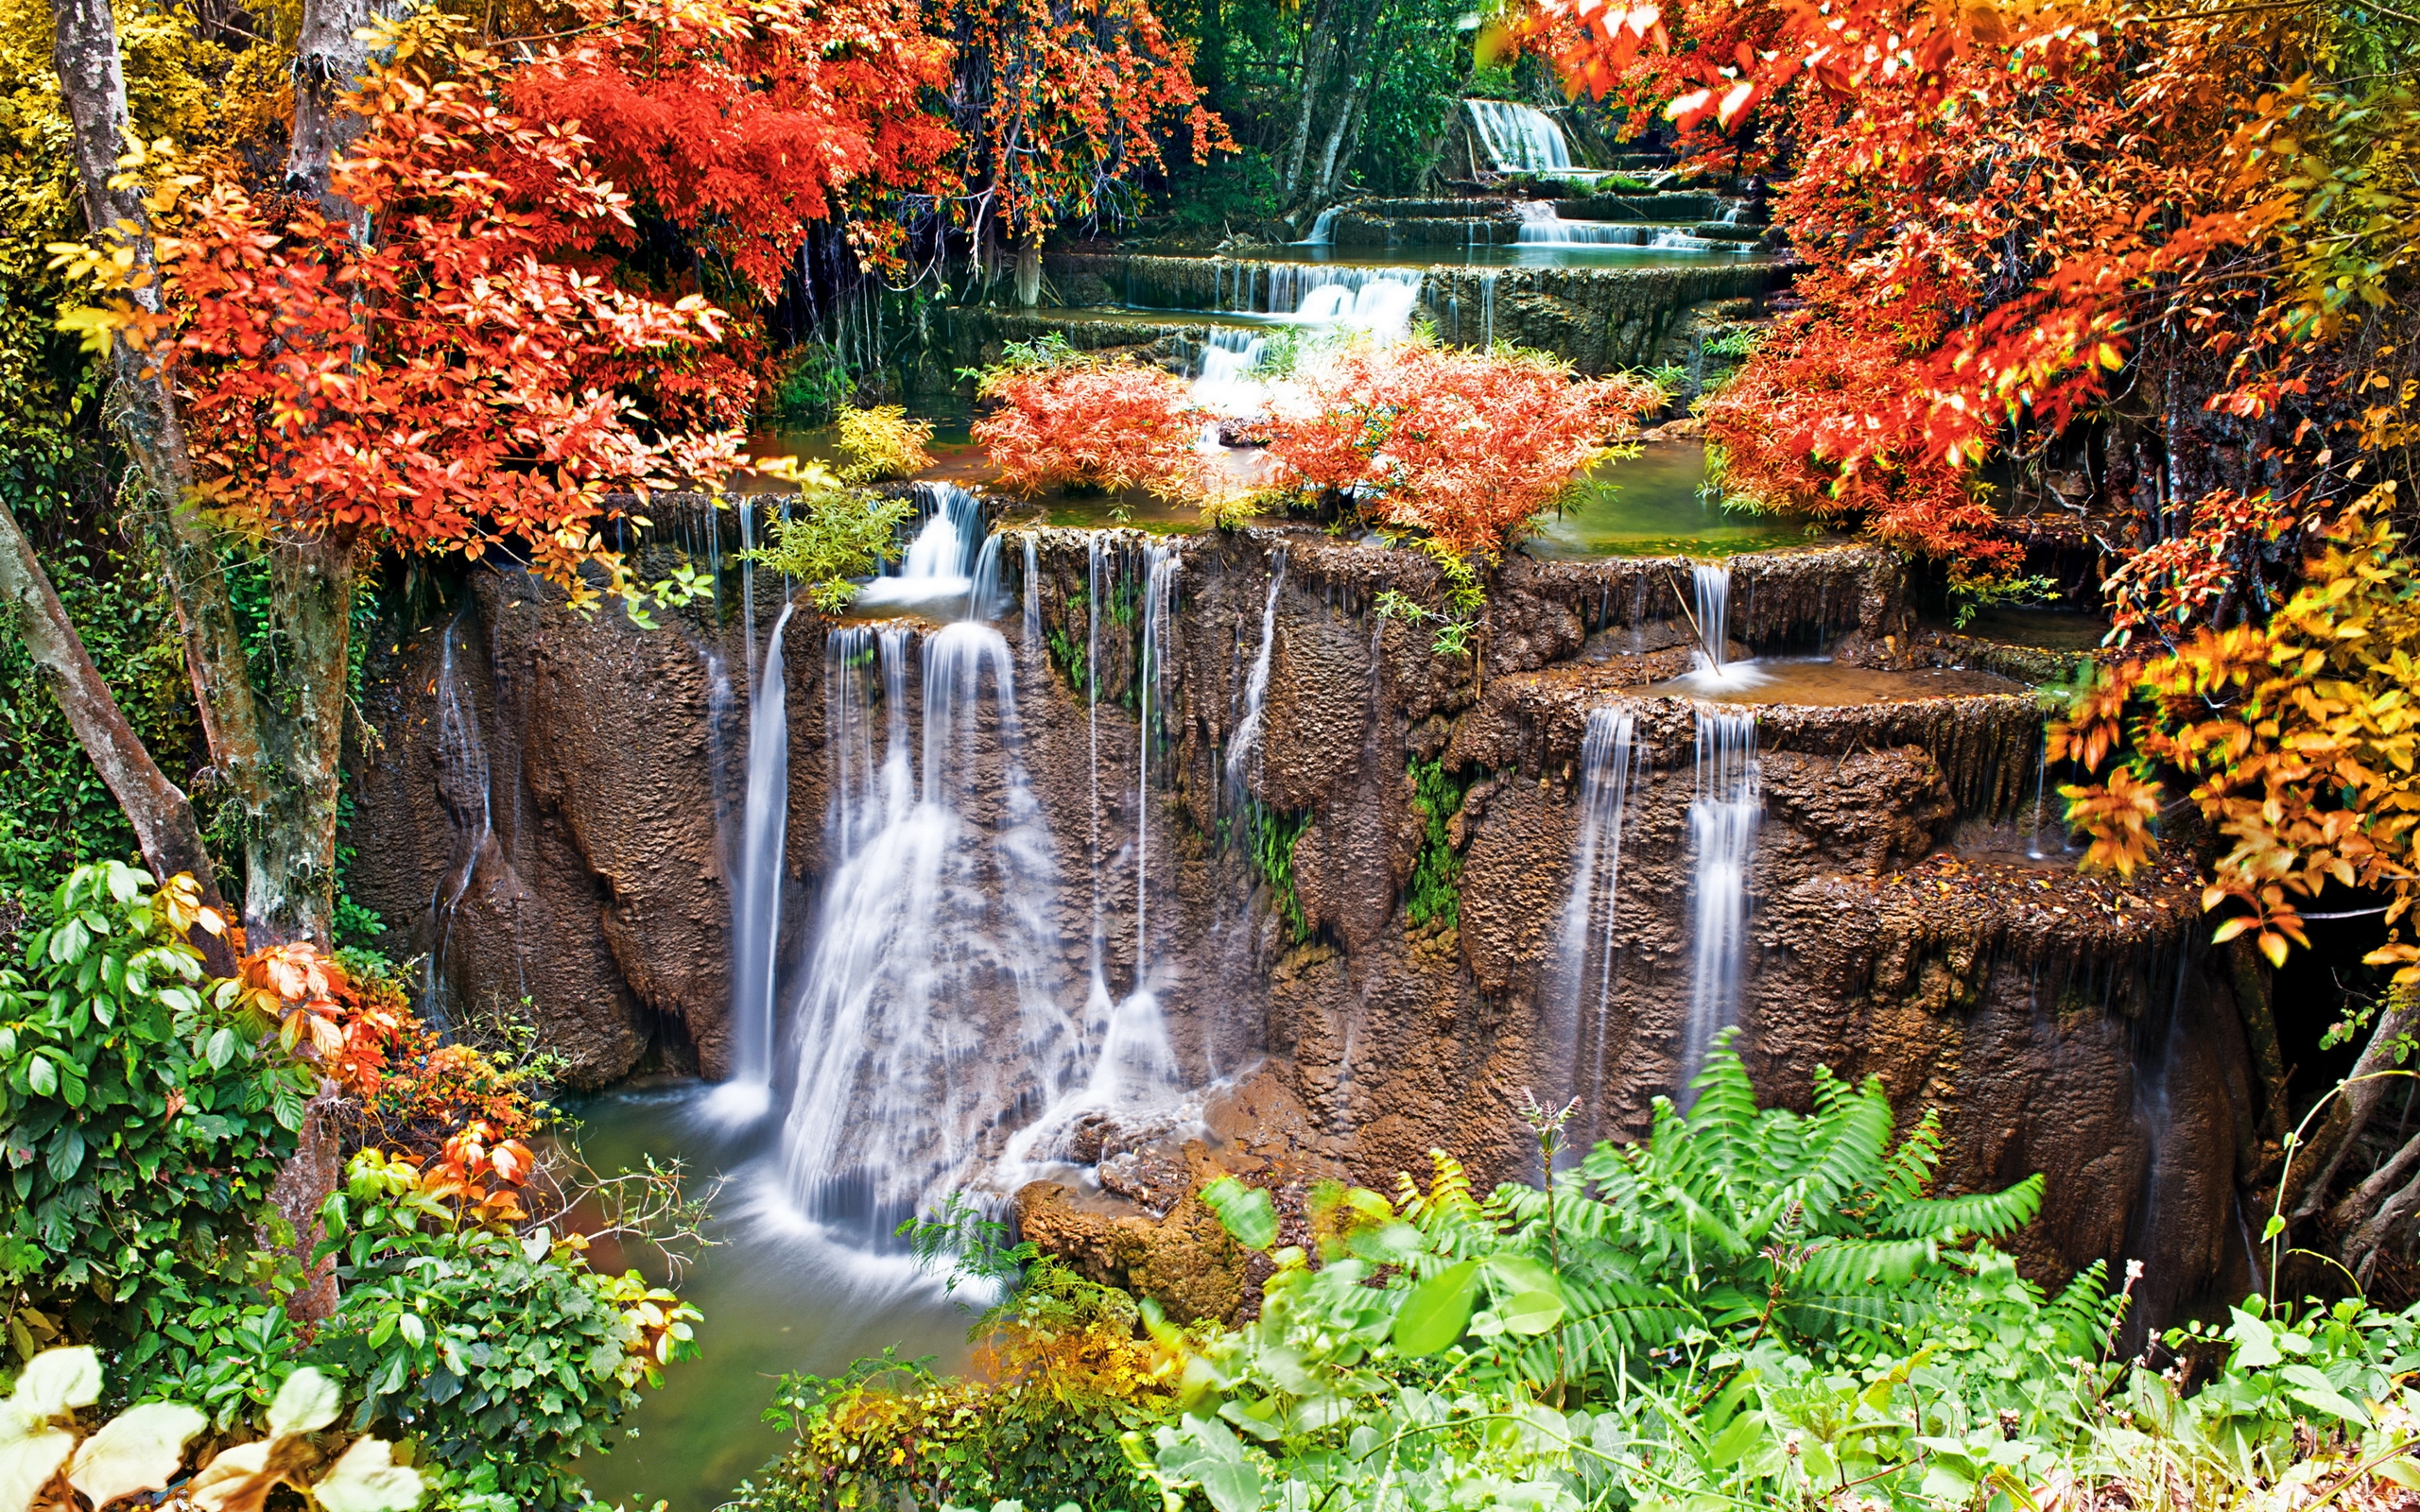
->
xmin=0 ymin=503 xmax=238 ymax=973
xmin=50 ymin=0 xmax=269 ymax=910
xmin=2286 ymin=990 xmax=2420 ymax=1220
xmin=1014 ymin=232 xmax=1041 ymax=307
xmin=244 ymin=528 xmax=359 ymax=947
xmin=1307 ymin=8 xmax=1382 ymax=205
xmin=285 ymin=0 xmax=377 ymax=228
xmin=1282 ymin=0 xmax=1341 ymax=202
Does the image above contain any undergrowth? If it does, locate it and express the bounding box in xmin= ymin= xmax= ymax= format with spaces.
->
xmin=1405 ymin=757 xmax=1470 ymax=931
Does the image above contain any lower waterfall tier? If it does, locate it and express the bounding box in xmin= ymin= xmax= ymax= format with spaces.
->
xmin=347 ymin=529 xmax=2263 ymax=1335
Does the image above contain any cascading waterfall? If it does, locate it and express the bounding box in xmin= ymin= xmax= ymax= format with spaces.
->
xmin=1478 ymin=269 xmax=1498 ymax=348
xmin=1691 ymin=560 xmax=1731 ymax=674
xmin=1256 ymin=265 xmax=1426 ymax=335
xmin=1084 ymin=538 xmax=1113 ymax=1015
xmin=856 ymin=482 xmax=985 ymax=613
xmin=1223 ymin=547 xmax=1288 ymax=808
xmin=776 ymin=620 xmax=1079 ymax=1246
xmin=1020 ymin=536 xmax=1041 ymax=653
xmin=1552 ymin=705 xmax=1642 ymax=1130
xmin=1513 ymin=206 xmax=1724 ymax=250
xmin=1301 ymin=206 xmax=1342 ymax=245
xmin=424 ymin=610 xmax=493 ymax=1030
xmin=1192 ymin=328 xmax=1269 ymax=416
xmin=1682 ymin=708 xmax=1759 ymax=1093
xmin=1465 ymin=98 xmax=1575 ymax=173
xmin=1082 ymin=547 xmax=1183 ymax=1108
xmin=705 ymin=603 xmax=796 ymax=1125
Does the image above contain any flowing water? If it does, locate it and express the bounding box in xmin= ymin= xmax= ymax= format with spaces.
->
xmin=1223 ymin=546 xmax=1288 ymax=808
xmin=853 ymin=482 xmax=986 ymax=618
xmin=1552 ymin=705 xmax=1644 ymax=1143
xmin=1465 ymin=98 xmax=1577 ymax=173
xmin=1682 ymin=707 xmax=1759 ymax=1094
xmin=704 ymin=603 xmax=796 ymax=1126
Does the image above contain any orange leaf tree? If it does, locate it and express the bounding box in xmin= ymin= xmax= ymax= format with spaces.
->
xmin=1262 ymin=343 xmax=1664 ymax=561
xmin=505 ymin=0 xmax=958 ymax=295
xmin=50 ymin=22 xmax=753 ymax=942
xmin=971 ymin=352 xmax=1207 ymax=496
xmin=1500 ymin=0 xmax=2378 ymax=601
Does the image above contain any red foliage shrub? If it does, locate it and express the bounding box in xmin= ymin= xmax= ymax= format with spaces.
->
xmin=1262 ymin=345 xmax=1663 ymax=560
xmin=971 ymin=360 xmax=1206 ymax=497
xmin=508 ymin=0 xmax=957 ymax=293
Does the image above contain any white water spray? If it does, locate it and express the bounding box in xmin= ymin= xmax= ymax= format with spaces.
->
xmin=1553 ymin=705 xmax=1642 ymax=1123
xmin=1682 ymin=708 xmax=1759 ymax=1093
xmin=704 ymin=602 xmax=796 ymax=1125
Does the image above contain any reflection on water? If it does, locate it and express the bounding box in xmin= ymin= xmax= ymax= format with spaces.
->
xmin=1528 ymin=442 xmax=1822 ymax=558
xmin=1645 ymin=657 xmax=2031 ymax=705
xmin=567 ymin=1084 xmax=971 ymax=1512
xmin=1176 ymin=243 xmax=1767 ymax=271
xmin=1949 ymin=605 xmax=2111 ymax=651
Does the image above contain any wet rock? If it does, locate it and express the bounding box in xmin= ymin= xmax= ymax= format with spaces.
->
xmin=1016 ymin=1158 xmax=1249 ymax=1324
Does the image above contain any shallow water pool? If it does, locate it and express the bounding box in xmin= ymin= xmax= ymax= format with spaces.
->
xmin=566 ymin=1085 xmax=972 ymax=1512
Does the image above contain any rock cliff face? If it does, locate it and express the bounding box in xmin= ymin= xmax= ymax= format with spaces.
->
xmin=348 ymin=522 xmax=2265 ymax=1326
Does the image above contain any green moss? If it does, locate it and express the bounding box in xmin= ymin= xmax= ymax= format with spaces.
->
xmin=1246 ymin=804 xmax=1312 ymax=943
xmin=1405 ymin=757 xmax=1470 ymax=931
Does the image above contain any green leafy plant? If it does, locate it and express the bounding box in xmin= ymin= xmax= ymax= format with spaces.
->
xmin=737 ymin=481 xmax=918 ymax=614
xmin=1947 ymin=570 xmax=2061 ymax=628
xmin=306 ymin=1149 xmax=700 ymax=1511
xmin=769 ymin=341 xmax=856 ymax=424
xmin=1403 ymin=758 xmax=1468 ymax=931
xmin=0 ymin=864 xmax=299 ymax=1384
xmin=1242 ymin=806 xmax=1310 ymax=944
xmin=833 ymin=405 xmax=936 ymax=486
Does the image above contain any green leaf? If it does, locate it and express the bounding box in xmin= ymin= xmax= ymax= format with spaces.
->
xmin=1199 ymin=1177 xmax=1278 ymax=1251
xmin=1497 ymin=1289 xmax=1566 ymax=1336
xmin=267 ymin=1367 xmax=341 ymax=1438
xmin=1705 ymin=1410 xmax=1766 ymax=1469
xmin=2226 ymin=1307 xmax=2282 ymax=1369
xmin=23 ymin=1057 xmax=54 ymax=1099
xmin=43 ymin=1128 xmax=82 ymax=1184
xmin=206 ymin=1028 xmax=236 ymax=1071
xmin=2262 ymin=1214 xmax=2287 ymax=1241
xmin=1392 ymin=1260 xmax=1479 ymax=1357
xmin=1197 ymin=1458 xmax=1263 ymax=1512
xmin=9 ymin=1346 xmax=101 ymax=1417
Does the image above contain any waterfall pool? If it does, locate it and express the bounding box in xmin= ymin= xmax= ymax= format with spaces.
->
xmin=1645 ymin=658 xmax=2031 ymax=704
xmin=566 ymin=1083 xmax=974 ymax=1512
xmin=1526 ymin=442 xmax=1824 ymax=558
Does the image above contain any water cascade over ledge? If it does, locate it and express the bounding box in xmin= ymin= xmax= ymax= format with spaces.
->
xmin=705 ymin=601 xmax=796 ymax=1125
xmin=1683 ymin=706 xmax=1760 ymax=1093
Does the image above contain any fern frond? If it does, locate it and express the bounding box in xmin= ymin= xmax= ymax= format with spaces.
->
xmin=1876 ymin=1109 xmax=1945 ymax=1208
xmin=1794 ymin=1235 xmax=1935 ymax=1292
xmin=1876 ymin=1176 xmax=2044 ymax=1242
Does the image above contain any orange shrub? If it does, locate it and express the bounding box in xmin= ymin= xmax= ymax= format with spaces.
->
xmin=971 ymin=359 xmax=1206 ymax=497
xmin=1262 ymin=345 xmax=1663 ymax=560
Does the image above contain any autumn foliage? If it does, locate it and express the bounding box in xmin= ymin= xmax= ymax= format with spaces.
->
xmin=1264 ymin=344 xmax=1663 ymax=559
xmin=972 ymin=357 xmax=1206 ymax=497
xmin=55 ymin=26 xmax=752 ymax=602
xmin=2052 ymin=487 xmax=2420 ymax=975
xmin=506 ymin=0 xmax=956 ymax=291
xmin=1500 ymin=0 xmax=2388 ymax=596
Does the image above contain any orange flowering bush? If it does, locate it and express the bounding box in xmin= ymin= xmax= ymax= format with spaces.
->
xmin=972 ymin=357 xmax=1207 ymax=498
xmin=1264 ymin=345 xmax=1663 ymax=560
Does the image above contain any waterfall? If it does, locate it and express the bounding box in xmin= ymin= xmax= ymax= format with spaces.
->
xmin=1552 ymin=706 xmax=1642 ymax=1131
xmin=969 ymin=534 xmax=1009 ymax=621
xmin=705 ymin=603 xmax=797 ymax=1125
xmin=1262 ymin=265 xmax=1425 ymax=335
xmin=1084 ymin=538 xmax=1112 ymax=1015
xmin=2028 ymin=730 xmax=2050 ymax=860
xmin=856 ymin=482 xmax=985 ymax=613
xmin=1223 ymin=547 xmax=1288 ymax=807
xmin=1691 ymin=561 xmax=1731 ymax=675
xmin=1682 ymin=708 xmax=1759 ymax=1094
xmin=1302 ymin=206 xmax=1343 ymax=245
xmin=776 ymin=621 xmax=1076 ymax=1245
xmin=1478 ymin=269 xmax=1498 ymax=349
xmin=1084 ymin=546 xmax=1183 ymax=1111
xmin=1465 ymin=98 xmax=1575 ymax=173
xmin=1513 ymin=207 xmax=1721 ymax=249
xmin=1020 ymin=535 xmax=1041 ymax=652
xmin=1192 ymin=328 xmax=1269 ymax=416
xmin=424 ymin=610 xmax=493 ymax=1030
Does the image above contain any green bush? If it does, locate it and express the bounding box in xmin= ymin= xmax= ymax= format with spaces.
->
xmin=0 ymin=862 xmax=300 ymax=1386
xmin=1404 ymin=758 xmax=1468 ymax=931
